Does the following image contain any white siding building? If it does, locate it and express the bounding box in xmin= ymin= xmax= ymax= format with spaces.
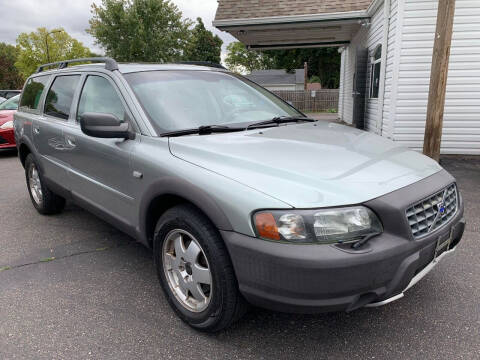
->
xmin=215 ymin=0 xmax=480 ymax=155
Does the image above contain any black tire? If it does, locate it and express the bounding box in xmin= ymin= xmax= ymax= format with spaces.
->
xmin=153 ymin=204 xmax=247 ymax=332
xmin=25 ymin=154 xmax=65 ymax=215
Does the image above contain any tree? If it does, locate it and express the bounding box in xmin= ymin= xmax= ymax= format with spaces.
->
xmin=224 ymin=42 xmax=273 ymax=73
xmin=264 ymin=47 xmax=341 ymax=88
xmin=184 ymin=18 xmax=222 ymax=63
xmin=224 ymin=42 xmax=340 ymax=87
xmin=0 ymin=43 xmax=24 ymax=89
xmin=88 ymin=0 xmax=191 ymax=62
xmin=15 ymin=28 xmax=93 ymax=78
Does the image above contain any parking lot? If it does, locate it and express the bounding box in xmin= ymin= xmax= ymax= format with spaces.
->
xmin=0 ymin=149 xmax=479 ymax=360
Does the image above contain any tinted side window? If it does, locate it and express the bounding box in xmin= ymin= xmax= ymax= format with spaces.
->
xmin=77 ymin=76 xmax=126 ymax=122
xmin=44 ymin=75 xmax=80 ymax=120
xmin=19 ymin=76 xmax=50 ymax=110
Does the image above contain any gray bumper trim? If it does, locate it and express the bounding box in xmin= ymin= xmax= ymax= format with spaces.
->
xmin=221 ymin=170 xmax=464 ymax=314
xmin=365 ymin=246 xmax=456 ymax=307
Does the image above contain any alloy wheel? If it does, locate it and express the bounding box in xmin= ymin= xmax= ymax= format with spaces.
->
xmin=162 ymin=229 xmax=212 ymax=312
xmin=29 ymin=164 xmax=43 ymax=205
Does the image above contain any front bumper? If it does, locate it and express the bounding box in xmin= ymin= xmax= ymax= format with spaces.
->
xmin=0 ymin=128 xmax=16 ymax=149
xmin=222 ymin=170 xmax=465 ymax=313
xmin=365 ymin=243 xmax=458 ymax=308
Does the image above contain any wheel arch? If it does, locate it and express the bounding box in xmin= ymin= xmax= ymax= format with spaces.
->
xmin=18 ymin=141 xmax=33 ymax=168
xmin=139 ymin=177 xmax=233 ymax=248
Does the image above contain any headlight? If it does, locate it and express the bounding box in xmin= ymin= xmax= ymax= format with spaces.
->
xmin=0 ymin=121 xmax=13 ymax=129
xmin=313 ymin=207 xmax=382 ymax=242
xmin=253 ymin=206 xmax=382 ymax=244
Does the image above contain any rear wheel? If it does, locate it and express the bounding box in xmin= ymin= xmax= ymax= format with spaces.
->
xmin=25 ymin=154 xmax=65 ymax=215
xmin=153 ymin=204 xmax=247 ymax=332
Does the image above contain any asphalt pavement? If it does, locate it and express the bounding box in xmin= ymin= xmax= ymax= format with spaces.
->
xmin=1 ymin=149 xmax=479 ymax=360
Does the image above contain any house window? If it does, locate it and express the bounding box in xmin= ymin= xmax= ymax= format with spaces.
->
xmin=370 ymin=45 xmax=382 ymax=99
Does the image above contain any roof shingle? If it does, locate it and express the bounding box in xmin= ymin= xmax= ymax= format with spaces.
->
xmin=215 ymin=0 xmax=372 ymax=21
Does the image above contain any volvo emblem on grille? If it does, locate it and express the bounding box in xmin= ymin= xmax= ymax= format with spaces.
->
xmin=438 ymin=203 xmax=446 ymax=214
xmin=429 ymin=190 xmax=448 ymax=232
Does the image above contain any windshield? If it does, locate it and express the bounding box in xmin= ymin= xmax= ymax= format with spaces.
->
xmin=0 ymin=94 xmax=20 ymax=111
xmin=124 ymin=70 xmax=303 ymax=133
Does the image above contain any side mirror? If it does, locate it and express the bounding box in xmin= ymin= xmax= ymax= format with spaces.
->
xmin=80 ymin=112 xmax=133 ymax=139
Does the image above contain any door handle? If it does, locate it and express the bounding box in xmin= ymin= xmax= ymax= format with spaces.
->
xmin=33 ymin=127 xmax=40 ymax=135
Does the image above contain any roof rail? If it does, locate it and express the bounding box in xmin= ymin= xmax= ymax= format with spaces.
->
xmin=36 ymin=57 xmax=119 ymax=73
xmin=177 ymin=61 xmax=226 ymax=70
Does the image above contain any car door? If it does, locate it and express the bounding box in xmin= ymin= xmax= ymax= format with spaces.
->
xmin=62 ymin=73 xmax=138 ymax=229
xmin=31 ymin=74 xmax=79 ymax=189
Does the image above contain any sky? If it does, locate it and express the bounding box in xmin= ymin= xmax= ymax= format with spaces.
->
xmin=0 ymin=0 xmax=236 ymax=60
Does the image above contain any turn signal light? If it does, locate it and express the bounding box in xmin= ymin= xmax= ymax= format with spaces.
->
xmin=254 ymin=212 xmax=280 ymax=240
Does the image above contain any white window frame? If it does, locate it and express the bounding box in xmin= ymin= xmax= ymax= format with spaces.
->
xmin=370 ymin=45 xmax=382 ymax=99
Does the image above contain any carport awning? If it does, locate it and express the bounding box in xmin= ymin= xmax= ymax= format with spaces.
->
xmin=215 ymin=19 xmax=364 ymax=50
xmin=213 ymin=0 xmax=375 ymax=50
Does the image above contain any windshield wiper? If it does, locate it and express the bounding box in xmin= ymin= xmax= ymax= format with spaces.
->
xmin=246 ymin=116 xmax=316 ymax=130
xmin=160 ymin=116 xmax=316 ymax=137
xmin=160 ymin=125 xmax=245 ymax=137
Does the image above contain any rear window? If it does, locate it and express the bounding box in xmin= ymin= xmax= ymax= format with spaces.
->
xmin=7 ymin=91 xmax=20 ymax=98
xmin=0 ymin=94 xmax=20 ymax=111
xmin=44 ymin=75 xmax=80 ymax=120
xmin=20 ymin=76 xmax=50 ymax=111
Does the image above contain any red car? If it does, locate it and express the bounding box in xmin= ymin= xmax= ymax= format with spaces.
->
xmin=0 ymin=94 xmax=20 ymax=149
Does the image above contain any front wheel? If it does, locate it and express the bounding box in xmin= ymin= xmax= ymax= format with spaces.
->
xmin=153 ymin=204 xmax=247 ymax=332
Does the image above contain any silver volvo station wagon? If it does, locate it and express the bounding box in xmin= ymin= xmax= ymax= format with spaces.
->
xmin=14 ymin=58 xmax=465 ymax=332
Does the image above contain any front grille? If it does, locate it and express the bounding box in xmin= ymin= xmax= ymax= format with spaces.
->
xmin=0 ymin=134 xmax=8 ymax=145
xmin=406 ymin=183 xmax=458 ymax=239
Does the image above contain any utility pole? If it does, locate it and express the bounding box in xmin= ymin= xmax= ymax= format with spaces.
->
xmin=44 ymin=29 xmax=64 ymax=63
xmin=45 ymin=36 xmax=50 ymax=63
xmin=423 ymin=0 xmax=456 ymax=162
xmin=304 ymin=62 xmax=308 ymax=91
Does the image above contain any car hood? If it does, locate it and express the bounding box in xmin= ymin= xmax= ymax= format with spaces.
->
xmin=169 ymin=122 xmax=442 ymax=208
xmin=0 ymin=110 xmax=15 ymax=126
